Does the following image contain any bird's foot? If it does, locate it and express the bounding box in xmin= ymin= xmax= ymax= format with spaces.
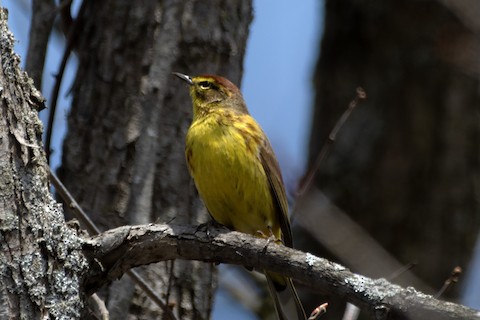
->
xmin=256 ymin=228 xmax=280 ymax=254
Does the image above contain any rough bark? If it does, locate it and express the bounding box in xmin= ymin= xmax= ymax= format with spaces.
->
xmin=57 ymin=1 xmax=252 ymax=318
xmin=308 ymin=0 xmax=480 ymax=298
xmin=0 ymin=8 xmax=88 ymax=319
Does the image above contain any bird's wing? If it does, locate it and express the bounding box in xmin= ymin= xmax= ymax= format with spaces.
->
xmin=259 ymin=137 xmax=293 ymax=248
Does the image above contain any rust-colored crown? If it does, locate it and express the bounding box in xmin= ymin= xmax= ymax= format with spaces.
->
xmin=198 ymin=74 xmax=241 ymax=94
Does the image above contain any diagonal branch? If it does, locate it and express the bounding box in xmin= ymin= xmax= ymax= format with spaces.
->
xmin=85 ymin=223 xmax=480 ymax=320
xmin=50 ymin=169 xmax=177 ymax=320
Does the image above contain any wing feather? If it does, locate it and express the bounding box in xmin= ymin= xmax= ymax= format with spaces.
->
xmin=259 ymin=138 xmax=293 ymax=248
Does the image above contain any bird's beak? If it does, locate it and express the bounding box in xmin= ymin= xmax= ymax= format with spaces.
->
xmin=172 ymin=72 xmax=193 ymax=85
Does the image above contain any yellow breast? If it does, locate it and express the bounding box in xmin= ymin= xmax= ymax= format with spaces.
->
xmin=185 ymin=110 xmax=279 ymax=237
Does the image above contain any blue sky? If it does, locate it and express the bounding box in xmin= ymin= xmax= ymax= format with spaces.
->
xmin=243 ymin=0 xmax=321 ymax=178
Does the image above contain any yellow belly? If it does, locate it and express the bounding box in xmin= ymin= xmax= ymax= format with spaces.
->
xmin=185 ymin=112 xmax=279 ymax=237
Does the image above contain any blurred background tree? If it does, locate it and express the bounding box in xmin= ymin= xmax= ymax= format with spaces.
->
xmin=303 ymin=0 xmax=480 ymax=317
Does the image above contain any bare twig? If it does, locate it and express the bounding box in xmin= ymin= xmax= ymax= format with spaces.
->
xmin=49 ymin=169 xmax=99 ymax=234
xmin=435 ymin=266 xmax=462 ymax=299
xmin=90 ymin=293 xmax=109 ymax=320
xmin=292 ymin=87 xmax=366 ymax=218
xmin=45 ymin=0 xmax=87 ymax=163
xmin=49 ymin=169 xmax=178 ymax=320
xmin=308 ymin=302 xmax=328 ymax=320
xmin=387 ymin=262 xmax=417 ymax=281
xmin=124 ymin=269 xmax=176 ymax=320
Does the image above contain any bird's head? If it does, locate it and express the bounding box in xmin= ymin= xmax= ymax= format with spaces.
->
xmin=173 ymin=73 xmax=248 ymax=118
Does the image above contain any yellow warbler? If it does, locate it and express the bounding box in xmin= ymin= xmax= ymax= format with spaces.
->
xmin=175 ymin=72 xmax=305 ymax=320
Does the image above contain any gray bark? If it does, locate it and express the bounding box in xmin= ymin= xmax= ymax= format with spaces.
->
xmin=0 ymin=8 xmax=88 ymax=319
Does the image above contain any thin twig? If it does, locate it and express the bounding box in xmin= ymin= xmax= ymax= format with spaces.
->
xmin=387 ymin=262 xmax=417 ymax=282
xmin=292 ymin=87 xmax=366 ymax=219
xmin=308 ymin=302 xmax=328 ymax=320
xmin=49 ymin=168 xmax=178 ymax=320
xmin=49 ymin=168 xmax=100 ymax=234
xmin=297 ymin=87 xmax=366 ymax=197
xmin=125 ymin=269 xmax=176 ymax=320
xmin=45 ymin=0 xmax=87 ymax=163
xmin=90 ymin=293 xmax=109 ymax=320
xmin=434 ymin=266 xmax=462 ymax=299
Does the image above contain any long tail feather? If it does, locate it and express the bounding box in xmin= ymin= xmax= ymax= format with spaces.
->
xmin=265 ymin=271 xmax=306 ymax=320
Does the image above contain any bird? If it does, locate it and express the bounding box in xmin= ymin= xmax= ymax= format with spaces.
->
xmin=174 ymin=72 xmax=306 ymax=320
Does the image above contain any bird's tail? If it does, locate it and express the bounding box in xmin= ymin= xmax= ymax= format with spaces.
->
xmin=265 ymin=271 xmax=306 ymax=320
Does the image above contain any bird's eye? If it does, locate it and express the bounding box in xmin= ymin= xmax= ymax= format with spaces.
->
xmin=198 ymin=81 xmax=212 ymax=90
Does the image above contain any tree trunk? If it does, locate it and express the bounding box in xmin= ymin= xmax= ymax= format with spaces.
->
xmin=58 ymin=1 xmax=252 ymax=318
xmin=308 ymin=0 xmax=480 ymax=300
xmin=0 ymin=8 xmax=88 ymax=319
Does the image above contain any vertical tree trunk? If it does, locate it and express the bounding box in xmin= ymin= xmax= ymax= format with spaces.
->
xmin=58 ymin=1 xmax=252 ymax=318
xmin=309 ymin=0 xmax=480 ymax=298
xmin=0 ymin=9 xmax=88 ymax=319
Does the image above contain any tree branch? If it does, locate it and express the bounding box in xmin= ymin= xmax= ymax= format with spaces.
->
xmin=85 ymin=223 xmax=479 ymax=320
